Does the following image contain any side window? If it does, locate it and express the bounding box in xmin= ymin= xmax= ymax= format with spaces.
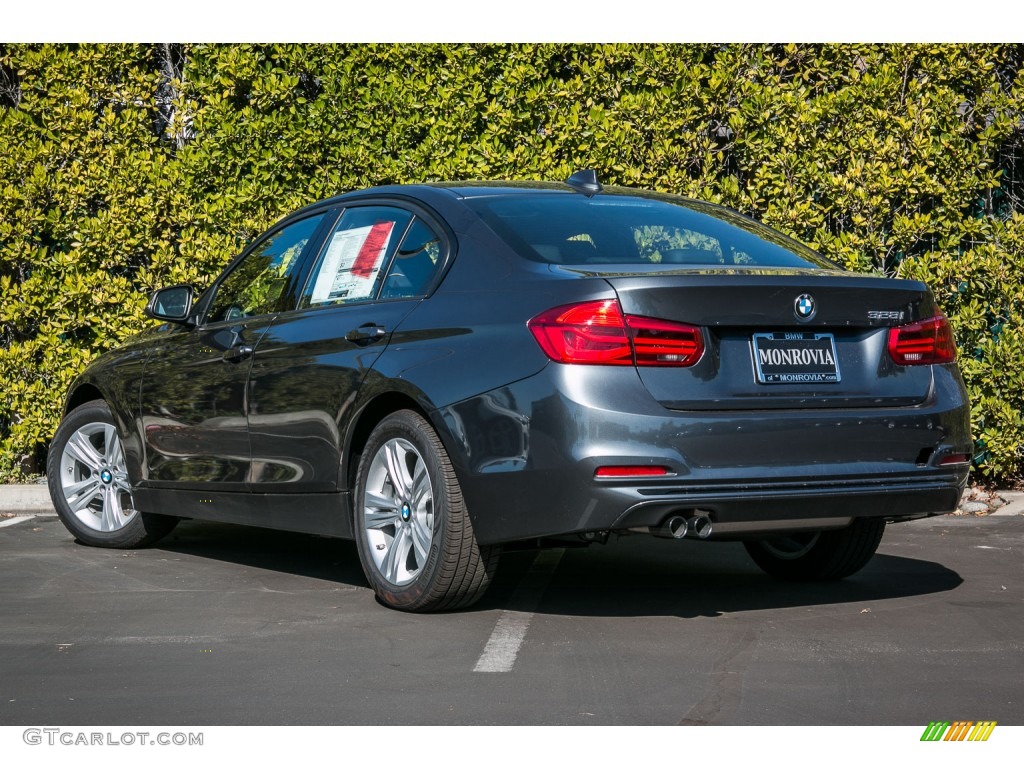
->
xmin=302 ymin=206 xmax=413 ymax=308
xmin=632 ymin=225 xmax=724 ymax=265
xmin=206 ymin=214 xmax=326 ymax=323
xmin=380 ymin=217 xmax=444 ymax=299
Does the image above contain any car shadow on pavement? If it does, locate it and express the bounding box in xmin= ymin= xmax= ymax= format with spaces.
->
xmin=154 ymin=520 xmax=369 ymax=587
xmin=482 ymin=536 xmax=965 ymax=619
xmin=151 ymin=520 xmax=963 ymax=619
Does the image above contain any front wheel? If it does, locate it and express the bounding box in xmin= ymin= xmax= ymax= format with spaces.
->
xmin=743 ymin=518 xmax=885 ymax=581
xmin=47 ymin=399 xmax=179 ymax=548
xmin=354 ymin=410 xmax=499 ymax=611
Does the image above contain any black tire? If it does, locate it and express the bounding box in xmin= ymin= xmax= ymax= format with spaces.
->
xmin=47 ymin=399 xmax=179 ymax=548
xmin=353 ymin=409 xmax=499 ymax=612
xmin=743 ymin=518 xmax=885 ymax=581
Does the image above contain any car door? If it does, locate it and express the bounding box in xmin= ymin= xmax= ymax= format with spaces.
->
xmin=138 ymin=211 xmax=331 ymax=490
xmin=246 ymin=203 xmax=448 ymax=493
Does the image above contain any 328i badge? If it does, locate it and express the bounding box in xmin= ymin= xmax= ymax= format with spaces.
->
xmin=47 ymin=171 xmax=972 ymax=611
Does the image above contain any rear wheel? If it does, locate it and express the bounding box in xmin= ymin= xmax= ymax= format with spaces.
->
xmin=47 ymin=400 xmax=178 ymax=548
xmin=743 ymin=518 xmax=885 ymax=581
xmin=354 ymin=410 xmax=499 ymax=611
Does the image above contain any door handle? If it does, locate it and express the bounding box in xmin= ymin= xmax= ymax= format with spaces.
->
xmin=222 ymin=344 xmax=254 ymax=363
xmin=345 ymin=324 xmax=388 ymax=344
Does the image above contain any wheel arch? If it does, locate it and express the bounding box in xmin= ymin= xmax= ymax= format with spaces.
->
xmin=61 ymin=377 xmax=146 ymax=488
xmin=342 ymin=390 xmax=450 ymax=492
xmin=64 ymin=382 xmax=107 ymax=415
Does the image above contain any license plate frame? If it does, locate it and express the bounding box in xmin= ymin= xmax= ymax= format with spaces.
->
xmin=751 ymin=332 xmax=841 ymax=385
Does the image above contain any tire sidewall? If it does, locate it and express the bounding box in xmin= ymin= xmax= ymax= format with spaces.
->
xmin=353 ymin=411 xmax=449 ymax=610
xmin=744 ymin=518 xmax=885 ymax=581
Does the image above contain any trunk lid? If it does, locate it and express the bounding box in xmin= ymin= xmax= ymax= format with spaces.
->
xmin=574 ymin=266 xmax=939 ymax=411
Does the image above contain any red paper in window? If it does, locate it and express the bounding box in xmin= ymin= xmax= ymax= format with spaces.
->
xmin=351 ymin=221 xmax=395 ymax=279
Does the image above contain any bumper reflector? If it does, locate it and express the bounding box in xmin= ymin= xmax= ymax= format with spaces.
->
xmin=938 ymin=453 xmax=971 ymax=466
xmin=595 ymin=466 xmax=670 ymax=478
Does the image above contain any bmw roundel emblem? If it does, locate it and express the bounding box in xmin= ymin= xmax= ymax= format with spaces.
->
xmin=794 ymin=293 xmax=816 ymax=321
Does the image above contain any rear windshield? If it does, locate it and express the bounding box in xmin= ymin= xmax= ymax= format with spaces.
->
xmin=465 ymin=192 xmax=835 ymax=269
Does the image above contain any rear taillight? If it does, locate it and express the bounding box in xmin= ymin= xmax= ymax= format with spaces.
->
xmin=887 ymin=314 xmax=956 ymax=365
xmin=528 ymin=300 xmax=633 ymax=365
xmin=626 ymin=315 xmax=705 ymax=366
xmin=528 ymin=300 xmax=704 ymax=367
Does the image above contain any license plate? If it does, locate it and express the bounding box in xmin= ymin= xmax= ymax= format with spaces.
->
xmin=751 ymin=332 xmax=841 ymax=384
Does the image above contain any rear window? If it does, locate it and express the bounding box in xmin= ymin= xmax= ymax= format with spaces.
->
xmin=465 ymin=193 xmax=835 ymax=269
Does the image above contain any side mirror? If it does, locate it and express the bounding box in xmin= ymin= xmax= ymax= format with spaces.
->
xmin=145 ymin=285 xmax=195 ymax=324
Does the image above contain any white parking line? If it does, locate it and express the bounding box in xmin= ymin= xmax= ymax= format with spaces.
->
xmin=473 ymin=548 xmax=564 ymax=673
xmin=0 ymin=515 xmax=36 ymax=528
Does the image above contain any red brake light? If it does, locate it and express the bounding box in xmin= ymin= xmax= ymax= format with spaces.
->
xmin=528 ymin=300 xmax=704 ymax=367
xmin=887 ymin=315 xmax=956 ymax=365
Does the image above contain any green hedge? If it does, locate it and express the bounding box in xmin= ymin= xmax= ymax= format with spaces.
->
xmin=2 ymin=44 xmax=1023 ymax=480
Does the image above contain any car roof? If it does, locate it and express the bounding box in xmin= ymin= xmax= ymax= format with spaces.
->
xmin=310 ymin=181 xmax=574 ymax=205
xmin=286 ymin=180 xmax=700 ymax=219
xmin=426 ymin=181 xmax=577 ymax=198
xmin=279 ymin=181 xmax=588 ymax=226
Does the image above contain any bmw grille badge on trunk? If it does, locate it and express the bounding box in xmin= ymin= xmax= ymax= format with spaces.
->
xmin=794 ymin=293 xmax=816 ymax=320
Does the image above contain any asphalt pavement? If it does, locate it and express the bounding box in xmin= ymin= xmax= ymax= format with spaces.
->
xmin=0 ymin=508 xmax=1021 ymax=726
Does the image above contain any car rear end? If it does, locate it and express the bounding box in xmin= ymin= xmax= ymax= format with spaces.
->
xmin=443 ymin=187 xmax=971 ymax=546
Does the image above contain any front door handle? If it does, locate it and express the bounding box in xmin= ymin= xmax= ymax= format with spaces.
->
xmin=223 ymin=344 xmax=254 ymax=363
xmin=345 ymin=324 xmax=388 ymax=344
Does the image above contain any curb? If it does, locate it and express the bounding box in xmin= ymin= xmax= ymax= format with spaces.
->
xmin=0 ymin=484 xmax=54 ymax=514
xmin=991 ymin=492 xmax=1024 ymax=517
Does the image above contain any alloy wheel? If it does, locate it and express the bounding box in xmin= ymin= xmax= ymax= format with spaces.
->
xmin=58 ymin=422 xmax=137 ymax=532
xmin=362 ymin=438 xmax=435 ymax=585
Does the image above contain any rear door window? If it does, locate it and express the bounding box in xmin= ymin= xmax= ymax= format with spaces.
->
xmin=301 ymin=206 xmax=414 ymax=308
xmin=379 ymin=217 xmax=444 ymax=299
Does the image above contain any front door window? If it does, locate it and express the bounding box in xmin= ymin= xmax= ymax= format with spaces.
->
xmin=206 ymin=213 xmax=326 ymax=323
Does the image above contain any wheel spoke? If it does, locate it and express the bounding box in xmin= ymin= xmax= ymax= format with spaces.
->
xmin=410 ymin=460 xmax=430 ymax=509
xmin=99 ymin=487 xmax=118 ymax=531
xmin=64 ymin=476 xmax=98 ymax=498
xmin=365 ymin=489 xmax=399 ymax=511
xmin=410 ymin=516 xmax=431 ymax=564
xmin=66 ymin=431 xmax=104 ymax=471
xmin=67 ymin=480 xmax=102 ymax=513
xmin=103 ymin=425 xmax=117 ymax=464
xmin=383 ymin=526 xmax=412 ymax=582
xmin=365 ymin=508 xmax=401 ymax=530
xmin=383 ymin=441 xmax=411 ymax=499
xmin=108 ymin=431 xmax=126 ymax=471
xmin=109 ymin=489 xmax=128 ymax=528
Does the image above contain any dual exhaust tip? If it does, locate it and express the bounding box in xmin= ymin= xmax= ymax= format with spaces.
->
xmin=660 ymin=514 xmax=713 ymax=540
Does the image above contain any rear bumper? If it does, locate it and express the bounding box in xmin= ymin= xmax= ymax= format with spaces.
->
xmin=609 ymin=472 xmax=964 ymax=539
xmin=435 ymin=364 xmax=971 ymax=545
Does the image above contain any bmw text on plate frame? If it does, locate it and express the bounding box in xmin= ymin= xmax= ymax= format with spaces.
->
xmin=47 ymin=170 xmax=972 ymax=612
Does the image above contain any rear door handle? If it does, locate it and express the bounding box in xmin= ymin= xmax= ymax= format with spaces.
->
xmin=345 ymin=324 xmax=388 ymax=344
xmin=223 ymin=344 xmax=254 ymax=363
